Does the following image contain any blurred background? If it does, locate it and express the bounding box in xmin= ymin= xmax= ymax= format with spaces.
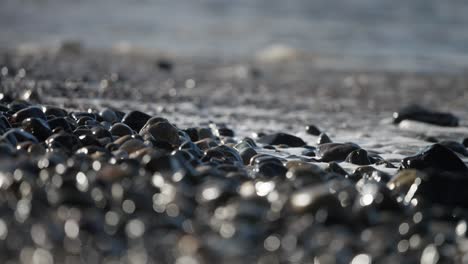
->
xmin=2 ymin=0 xmax=468 ymax=72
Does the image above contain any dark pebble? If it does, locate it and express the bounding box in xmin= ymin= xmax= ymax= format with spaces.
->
xmin=21 ymin=117 xmax=52 ymax=141
xmin=11 ymin=106 xmax=47 ymax=123
xmin=99 ymin=108 xmax=119 ymax=123
xmin=305 ymin=124 xmax=321 ymax=136
xmin=345 ymin=149 xmax=372 ymax=165
xmin=110 ymin=122 xmax=134 ymax=138
xmin=122 ymin=110 xmax=151 ymax=132
xmin=146 ymin=122 xmax=181 ymax=146
xmin=257 ymin=132 xmax=306 ymax=147
xmin=393 ymin=104 xmax=459 ymax=127
xmin=438 ymin=140 xmax=468 ymax=156
xmin=42 ymin=105 xmax=68 ymax=117
xmin=48 ymin=117 xmax=73 ymax=132
xmin=318 ymin=142 xmax=360 ymax=162
xmin=317 ymin=133 xmax=332 ymax=144
xmin=401 ymin=143 xmax=468 ymax=173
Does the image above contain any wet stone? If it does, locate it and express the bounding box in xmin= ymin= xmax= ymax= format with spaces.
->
xmin=318 ymin=142 xmax=360 ymax=162
xmin=11 ymin=106 xmax=47 ymax=123
xmin=79 ymin=134 xmax=102 ymax=147
xmin=48 ymin=117 xmax=73 ymax=132
xmin=121 ymin=110 xmax=151 ymax=132
xmin=146 ymin=122 xmax=181 ymax=146
xmin=239 ymin=147 xmax=257 ymax=165
xmin=305 ymin=124 xmax=321 ymax=136
xmin=401 ymin=143 xmax=468 ymax=173
xmin=21 ymin=117 xmax=52 ymax=141
xmin=42 ymin=105 xmax=68 ymax=117
xmin=393 ymin=105 xmax=459 ymax=127
xmin=119 ymin=138 xmax=146 ymax=154
xmin=110 ymin=122 xmax=134 ymax=138
xmin=253 ymin=161 xmax=287 ymax=179
xmin=345 ymin=149 xmax=372 ymax=165
xmin=438 ymin=140 xmax=468 ymax=156
xmin=99 ymin=108 xmax=119 ymax=123
xmin=317 ymin=133 xmax=332 ymax=144
xmin=257 ymin=132 xmax=306 ymax=147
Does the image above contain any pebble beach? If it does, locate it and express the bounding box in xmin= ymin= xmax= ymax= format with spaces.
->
xmin=0 ymin=46 xmax=468 ymax=263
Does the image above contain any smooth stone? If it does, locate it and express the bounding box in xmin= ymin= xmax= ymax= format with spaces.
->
xmin=257 ymin=133 xmax=306 ymax=147
xmin=318 ymin=142 xmax=360 ymax=162
xmin=46 ymin=132 xmax=81 ymax=152
xmin=301 ymin=149 xmax=316 ymax=157
xmin=110 ymin=123 xmax=134 ymax=137
xmin=345 ymin=149 xmax=372 ymax=165
xmin=146 ymin=122 xmax=181 ymax=146
xmin=156 ymin=59 xmax=173 ymax=72
xmin=99 ymin=108 xmax=119 ymax=123
xmin=21 ymin=117 xmax=52 ymax=141
xmin=42 ymin=105 xmax=68 ymax=118
xmin=217 ymin=127 xmax=235 ymax=137
xmin=122 ymin=110 xmax=151 ymax=132
xmin=463 ymin=138 xmax=468 ymax=148
xmin=78 ymin=134 xmax=102 ymax=147
xmin=76 ymin=145 xmax=108 ymax=155
xmin=77 ymin=116 xmax=94 ymax=126
xmin=401 ymin=143 xmax=468 ymax=173
xmin=2 ymin=128 xmax=38 ymax=144
xmin=139 ymin=117 xmax=170 ymax=135
xmin=91 ymin=126 xmax=113 ymax=139
xmin=239 ymin=147 xmax=257 ymax=165
xmin=73 ymin=128 xmax=93 ymax=137
xmin=438 ymin=140 xmax=468 ymax=156
xmin=119 ymin=138 xmax=146 ymax=154
xmin=250 ymin=154 xmax=284 ymax=166
xmin=393 ymin=105 xmax=459 ymax=127
xmin=8 ymin=101 xmax=30 ymax=113
xmin=254 ymin=161 xmax=287 ymax=178
xmin=48 ymin=117 xmax=73 ymax=132
xmin=390 ymin=169 xmax=468 ymax=207
xmin=11 ymin=106 xmax=47 ymax=123
xmin=317 ymin=133 xmax=332 ymax=144
xmin=305 ymin=124 xmax=321 ymax=136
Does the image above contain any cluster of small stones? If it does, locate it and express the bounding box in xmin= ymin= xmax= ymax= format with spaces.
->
xmin=1 ymin=91 xmax=468 ymax=263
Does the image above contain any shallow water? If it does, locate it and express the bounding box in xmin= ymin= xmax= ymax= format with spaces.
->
xmin=2 ymin=0 xmax=468 ymax=72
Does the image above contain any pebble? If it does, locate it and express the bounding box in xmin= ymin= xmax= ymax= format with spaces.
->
xmin=318 ymin=142 xmax=360 ymax=162
xmin=11 ymin=106 xmax=47 ymax=123
xmin=305 ymin=124 xmax=321 ymax=136
xmin=0 ymin=94 xmax=465 ymax=263
xmin=401 ymin=143 xmax=467 ymax=173
xmin=110 ymin=122 xmax=134 ymax=137
xmin=257 ymin=132 xmax=306 ymax=147
xmin=393 ymin=105 xmax=459 ymax=127
xmin=146 ymin=121 xmax=181 ymax=146
xmin=345 ymin=149 xmax=372 ymax=165
xmin=21 ymin=117 xmax=52 ymax=141
xmin=122 ymin=110 xmax=152 ymax=132
xmin=317 ymin=133 xmax=332 ymax=144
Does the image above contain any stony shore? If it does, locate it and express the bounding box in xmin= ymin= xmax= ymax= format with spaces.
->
xmin=1 ymin=48 xmax=468 ymax=263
